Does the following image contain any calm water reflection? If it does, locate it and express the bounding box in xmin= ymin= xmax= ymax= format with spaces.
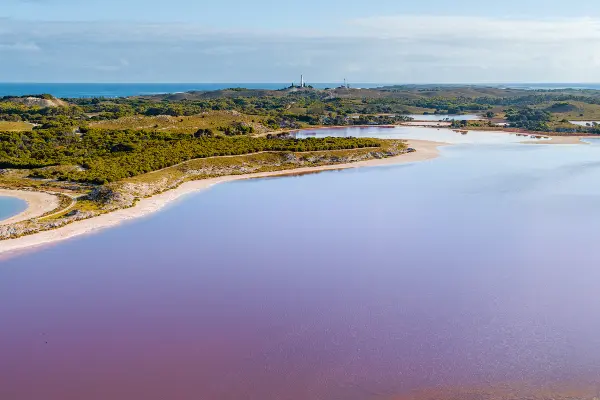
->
xmin=295 ymin=125 xmax=551 ymax=144
xmin=2 ymin=136 xmax=600 ymax=399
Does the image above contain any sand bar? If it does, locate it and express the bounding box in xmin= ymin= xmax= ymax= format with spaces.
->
xmin=537 ymin=135 xmax=587 ymax=145
xmin=0 ymin=139 xmax=446 ymax=256
xmin=0 ymin=190 xmax=59 ymax=226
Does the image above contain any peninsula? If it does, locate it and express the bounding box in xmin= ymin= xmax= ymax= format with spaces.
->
xmin=1 ymin=84 xmax=598 ymax=251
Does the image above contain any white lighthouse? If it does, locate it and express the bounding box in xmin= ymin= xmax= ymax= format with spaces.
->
xmin=300 ymin=74 xmax=304 ymax=88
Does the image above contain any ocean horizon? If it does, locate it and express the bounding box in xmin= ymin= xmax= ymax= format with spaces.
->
xmin=3 ymin=82 xmax=600 ymax=99
xmin=0 ymin=82 xmax=387 ymax=98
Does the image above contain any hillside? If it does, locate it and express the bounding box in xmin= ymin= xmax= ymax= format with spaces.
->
xmin=2 ymin=95 xmax=68 ymax=108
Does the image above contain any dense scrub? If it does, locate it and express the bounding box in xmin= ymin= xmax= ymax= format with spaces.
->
xmin=5 ymin=88 xmax=600 ymax=132
xmin=505 ymin=108 xmax=552 ymax=131
xmin=0 ymin=129 xmax=383 ymax=184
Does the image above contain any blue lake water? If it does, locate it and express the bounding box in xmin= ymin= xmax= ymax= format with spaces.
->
xmin=2 ymin=129 xmax=600 ymax=399
xmin=0 ymin=196 xmax=27 ymax=222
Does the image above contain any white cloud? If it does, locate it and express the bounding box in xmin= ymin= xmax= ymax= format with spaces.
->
xmin=200 ymin=46 xmax=256 ymax=55
xmin=2 ymin=16 xmax=600 ymax=83
xmin=0 ymin=41 xmax=40 ymax=51
xmin=349 ymin=16 xmax=600 ymax=42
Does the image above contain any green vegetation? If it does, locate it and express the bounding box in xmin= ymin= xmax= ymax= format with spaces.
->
xmin=505 ymin=108 xmax=552 ymax=131
xmin=7 ymin=84 xmax=600 ymax=237
xmin=0 ymin=135 xmax=406 ymax=239
xmin=5 ymin=86 xmax=600 ymax=190
xmin=6 ymin=83 xmax=600 ymax=244
xmin=125 ymin=139 xmax=405 ymax=188
xmin=535 ymin=100 xmax=600 ymax=120
xmin=6 ymin=85 xmax=600 ymax=134
xmin=0 ymin=121 xmax=33 ymax=131
xmin=5 ymin=85 xmax=600 ymax=192
xmin=89 ymin=112 xmax=269 ymax=134
xmin=0 ymin=129 xmax=384 ymax=184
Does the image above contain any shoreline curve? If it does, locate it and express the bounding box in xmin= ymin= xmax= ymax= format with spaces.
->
xmin=0 ymin=139 xmax=446 ymax=257
xmin=0 ymin=189 xmax=59 ymax=226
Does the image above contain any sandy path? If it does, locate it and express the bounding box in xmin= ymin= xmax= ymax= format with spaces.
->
xmin=0 ymin=140 xmax=446 ymax=256
xmin=0 ymin=190 xmax=59 ymax=225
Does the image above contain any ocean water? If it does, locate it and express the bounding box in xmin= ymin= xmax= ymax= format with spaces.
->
xmin=0 ymin=196 xmax=27 ymax=222
xmin=2 ymin=83 xmax=600 ymax=99
xmin=2 ymin=128 xmax=600 ymax=399
xmin=0 ymin=83 xmax=386 ymax=98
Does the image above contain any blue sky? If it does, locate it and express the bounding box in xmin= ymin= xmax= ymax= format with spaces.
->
xmin=3 ymin=0 xmax=600 ymax=83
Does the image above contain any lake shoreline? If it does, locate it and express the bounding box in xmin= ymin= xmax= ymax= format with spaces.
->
xmin=0 ymin=139 xmax=445 ymax=257
xmin=0 ymin=189 xmax=59 ymax=226
xmin=0 ymin=125 xmax=586 ymax=257
xmin=294 ymin=124 xmax=588 ymax=145
xmin=289 ymin=123 xmax=591 ymax=144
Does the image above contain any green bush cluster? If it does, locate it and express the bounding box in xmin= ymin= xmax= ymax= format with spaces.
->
xmin=0 ymin=129 xmax=382 ymax=184
xmin=505 ymin=108 xmax=551 ymax=131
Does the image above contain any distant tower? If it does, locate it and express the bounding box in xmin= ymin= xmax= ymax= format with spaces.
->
xmin=301 ymin=74 xmax=304 ymax=88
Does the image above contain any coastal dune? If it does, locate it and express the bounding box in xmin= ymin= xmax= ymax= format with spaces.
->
xmin=0 ymin=139 xmax=445 ymax=257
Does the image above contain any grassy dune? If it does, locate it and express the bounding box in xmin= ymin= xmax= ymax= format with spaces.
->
xmin=122 ymin=140 xmax=405 ymax=190
xmin=0 ymin=121 xmax=34 ymax=131
xmin=89 ymin=111 xmax=270 ymax=134
xmin=533 ymin=101 xmax=600 ymax=120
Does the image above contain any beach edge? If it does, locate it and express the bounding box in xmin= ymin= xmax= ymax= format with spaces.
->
xmin=0 ymin=139 xmax=446 ymax=257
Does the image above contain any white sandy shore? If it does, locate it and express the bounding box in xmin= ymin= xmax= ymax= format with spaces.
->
xmin=526 ymin=135 xmax=586 ymax=145
xmin=0 ymin=139 xmax=446 ymax=257
xmin=0 ymin=190 xmax=59 ymax=226
xmin=0 ymin=128 xmax=588 ymax=257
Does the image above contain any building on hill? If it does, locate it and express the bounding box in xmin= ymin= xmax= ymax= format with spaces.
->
xmin=289 ymin=75 xmax=308 ymax=89
xmin=337 ymin=78 xmax=350 ymax=89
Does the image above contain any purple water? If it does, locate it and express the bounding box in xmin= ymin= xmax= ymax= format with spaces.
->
xmin=2 ymin=138 xmax=600 ymax=399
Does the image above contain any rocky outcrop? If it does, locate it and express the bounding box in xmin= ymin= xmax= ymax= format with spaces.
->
xmin=0 ymin=210 xmax=95 ymax=239
xmin=88 ymin=186 xmax=135 ymax=210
